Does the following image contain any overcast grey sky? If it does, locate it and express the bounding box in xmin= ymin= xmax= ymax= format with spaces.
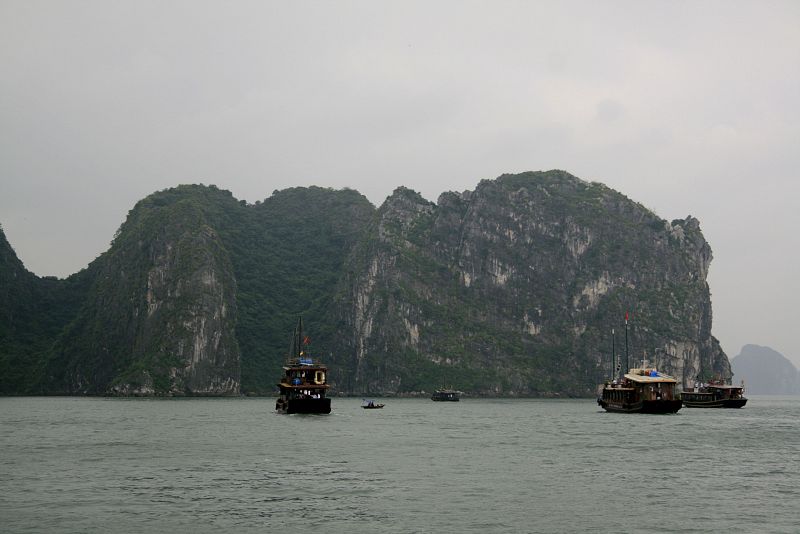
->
xmin=1 ymin=1 xmax=798 ymax=366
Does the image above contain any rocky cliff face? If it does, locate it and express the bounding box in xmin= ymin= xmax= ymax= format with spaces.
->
xmin=47 ymin=187 xmax=241 ymax=395
xmin=137 ymin=221 xmax=239 ymax=395
xmin=332 ymin=171 xmax=728 ymax=396
xmin=2 ymin=172 xmax=729 ymax=396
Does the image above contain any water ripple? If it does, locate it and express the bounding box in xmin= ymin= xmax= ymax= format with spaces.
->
xmin=1 ymin=396 xmax=799 ymax=533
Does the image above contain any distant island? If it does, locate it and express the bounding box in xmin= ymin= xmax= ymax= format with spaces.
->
xmin=1 ymin=170 xmax=731 ymax=397
xmin=731 ymin=345 xmax=799 ymax=394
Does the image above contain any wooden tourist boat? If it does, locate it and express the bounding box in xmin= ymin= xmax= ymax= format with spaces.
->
xmin=431 ymin=387 xmax=460 ymax=402
xmin=597 ymin=314 xmax=680 ymax=413
xmin=275 ymin=317 xmax=331 ymax=414
xmin=598 ymin=362 xmax=682 ymax=414
xmin=682 ymin=380 xmax=747 ymax=408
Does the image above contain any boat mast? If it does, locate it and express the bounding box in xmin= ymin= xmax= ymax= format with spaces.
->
xmin=297 ymin=315 xmax=303 ymax=358
xmin=624 ymin=311 xmax=629 ymax=374
xmin=611 ymin=327 xmax=616 ymax=379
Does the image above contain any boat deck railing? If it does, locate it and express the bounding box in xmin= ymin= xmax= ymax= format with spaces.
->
xmin=285 ymin=357 xmax=326 ymax=367
xmin=279 ymin=382 xmax=331 ymax=389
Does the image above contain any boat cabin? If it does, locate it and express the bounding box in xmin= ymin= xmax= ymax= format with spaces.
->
xmin=275 ymin=318 xmax=332 ymax=414
xmin=431 ymin=386 xmax=460 ymax=401
xmin=277 ymin=358 xmax=329 ymax=401
xmin=682 ymin=380 xmax=747 ymax=408
xmin=598 ymin=366 xmax=682 ymax=413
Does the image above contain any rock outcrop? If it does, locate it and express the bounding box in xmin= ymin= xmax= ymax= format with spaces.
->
xmin=1 ymin=171 xmax=729 ymax=396
xmin=331 ymin=171 xmax=728 ymax=396
xmin=47 ymin=187 xmax=241 ymax=395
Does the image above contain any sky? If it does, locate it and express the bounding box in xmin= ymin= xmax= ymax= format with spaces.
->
xmin=1 ymin=1 xmax=798 ymax=366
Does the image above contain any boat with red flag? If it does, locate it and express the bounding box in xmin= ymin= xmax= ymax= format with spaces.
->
xmin=596 ymin=312 xmax=681 ymax=414
xmin=598 ymin=362 xmax=683 ymax=413
xmin=275 ymin=317 xmax=331 ymax=414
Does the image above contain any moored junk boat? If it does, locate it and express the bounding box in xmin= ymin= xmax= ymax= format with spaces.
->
xmin=275 ymin=317 xmax=331 ymax=414
xmin=431 ymin=387 xmax=460 ymax=401
xmin=597 ymin=314 xmax=680 ymax=413
xmin=682 ymin=379 xmax=747 ymax=408
xmin=597 ymin=363 xmax=682 ymax=414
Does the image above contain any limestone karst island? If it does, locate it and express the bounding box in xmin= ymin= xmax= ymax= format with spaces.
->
xmin=0 ymin=170 xmax=729 ymax=397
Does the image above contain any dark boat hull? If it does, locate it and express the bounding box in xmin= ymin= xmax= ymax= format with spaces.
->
xmin=683 ymin=398 xmax=747 ymax=408
xmin=597 ymin=398 xmax=682 ymax=414
xmin=276 ymin=398 xmax=331 ymax=414
xmin=431 ymin=389 xmax=460 ymax=401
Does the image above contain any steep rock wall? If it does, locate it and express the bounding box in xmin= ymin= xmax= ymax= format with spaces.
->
xmin=333 ymin=171 xmax=728 ymax=396
xmin=47 ymin=189 xmax=240 ymax=395
xmin=3 ymin=175 xmax=729 ymax=397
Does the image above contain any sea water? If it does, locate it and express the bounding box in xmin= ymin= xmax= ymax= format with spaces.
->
xmin=1 ymin=396 xmax=798 ymax=533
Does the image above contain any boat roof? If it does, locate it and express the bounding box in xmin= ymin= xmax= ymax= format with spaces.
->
xmin=283 ymin=358 xmax=327 ymax=370
xmin=624 ymin=368 xmax=677 ymax=384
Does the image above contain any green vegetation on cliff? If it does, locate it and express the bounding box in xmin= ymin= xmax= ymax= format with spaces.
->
xmin=0 ymin=171 xmax=729 ymax=396
xmin=332 ymin=171 xmax=728 ymax=396
xmin=0 ymin=225 xmax=93 ymax=393
xmin=0 ymin=185 xmax=374 ymax=395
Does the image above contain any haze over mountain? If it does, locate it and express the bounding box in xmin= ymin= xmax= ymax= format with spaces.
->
xmin=731 ymin=345 xmax=799 ymax=395
xmin=2 ymin=3 xmax=799 ymax=370
xmin=1 ymin=171 xmax=730 ymax=397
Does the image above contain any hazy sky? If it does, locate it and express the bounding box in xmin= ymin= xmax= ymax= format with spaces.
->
xmin=1 ymin=1 xmax=798 ymax=366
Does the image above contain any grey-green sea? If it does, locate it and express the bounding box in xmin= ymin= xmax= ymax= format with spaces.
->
xmin=1 ymin=396 xmax=798 ymax=533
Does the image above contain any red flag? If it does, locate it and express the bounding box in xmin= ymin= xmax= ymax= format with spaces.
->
xmin=625 ymin=311 xmax=629 ymax=323
xmin=303 ymin=336 xmax=311 ymax=345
